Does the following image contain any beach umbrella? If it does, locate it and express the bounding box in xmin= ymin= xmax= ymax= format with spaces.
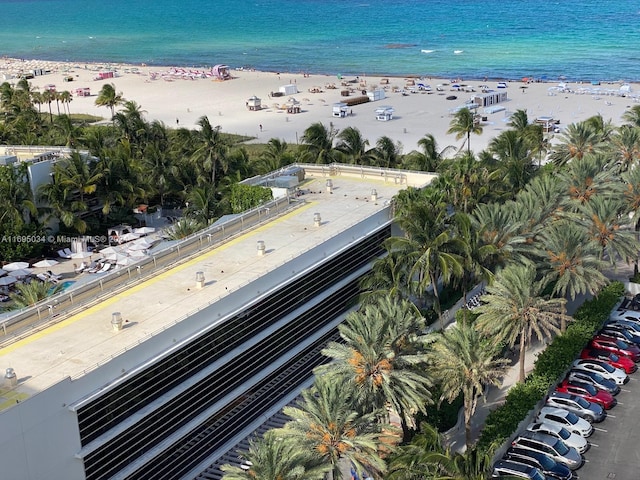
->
xmin=127 ymin=242 xmax=149 ymax=251
xmin=99 ymin=246 xmax=120 ymax=255
xmin=127 ymin=249 xmax=147 ymax=258
xmin=120 ymin=232 xmax=140 ymax=242
xmin=133 ymin=226 xmax=155 ymax=235
xmin=0 ymin=268 xmax=6 ymax=277
xmin=4 ymin=261 xmax=29 ymax=271
xmin=0 ymin=277 xmax=16 ymax=286
xmin=117 ymin=256 xmax=136 ymax=266
xmin=33 ymin=259 xmax=60 ymax=268
xmin=105 ymin=252 xmax=128 ymax=262
xmin=7 ymin=268 xmax=33 ymax=278
xmin=71 ymin=251 xmax=93 ymax=259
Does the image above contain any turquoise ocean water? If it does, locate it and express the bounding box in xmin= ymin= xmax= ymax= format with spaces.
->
xmin=2 ymin=0 xmax=640 ymax=81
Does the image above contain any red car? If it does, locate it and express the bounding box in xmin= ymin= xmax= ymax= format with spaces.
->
xmin=589 ymin=335 xmax=640 ymax=362
xmin=580 ymin=348 xmax=637 ymax=374
xmin=556 ymin=378 xmax=617 ymax=409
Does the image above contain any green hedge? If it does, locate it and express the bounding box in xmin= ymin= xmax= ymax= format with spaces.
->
xmin=476 ymin=282 xmax=624 ymax=450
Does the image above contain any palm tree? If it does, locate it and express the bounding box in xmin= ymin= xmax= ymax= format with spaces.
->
xmin=58 ymin=90 xmax=72 ymax=115
xmin=300 ymin=122 xmax=339 ymax=164
xmin=549 ymin=121 xmax=602 ymax=167
xmin=608 ymin=125 xmax=640 ymax=172
xmin=220 ymin=431 xmax=326 ymax=480
xmin=487 ymin=130 xmax=535 ymax=192
xmin=253 ymin=138 xmax=294 ymax=174
xmin=402 ymin=133 xmax=454 ymax=172
xmin=559 ymin=154 xmax=621 ymax=211
xmin=389 ymin=189 xmax=464 ymax=326
xmin=535 ymin=220 xmax=609 ymax=301
xmin=370 ymin=135 xmax=402 ymax=168
xmin=475 ymin=264 xmax=570 ymax=382
xmin=7 ymin=281 xmax=62 ymax=310
xmin=359 ymin=249 xmax=414 ymax=305
xmin=95 ymin=83 xmax=124 ymax=118
xmin=336 ymin=126 xmax=371 ymax=165
xmin=622 ymin=104 xmax=640 ymax=127
xmin=428 ymin=321 xmax=509 ymax=449
xmin=185 ymin=185 xmax=217 ymax=225
xmin=164 ymin=217 xmax=204 ymax=240
xmin=191 ymin=115 xmax=228 ymax=186
xmin=316 ymin=297 xmax=432 ymax=438
xmin=277 ymin=376 xmax=392 ymax=480
xmin=447 ymin=108 xmax=482 ymax=154
xmin=578 ymin=195 xmax=639 ymax=266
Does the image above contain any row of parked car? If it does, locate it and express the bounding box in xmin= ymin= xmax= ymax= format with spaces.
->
xmin=491 ymin=302 xmax=640 ymax=479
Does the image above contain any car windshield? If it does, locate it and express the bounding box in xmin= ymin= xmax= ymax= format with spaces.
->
xmin=615 ymin=339 xmax=629 ymax=349
xmin=580 ymin=383 xmax=597 ymax=394
xmin=610 ymin=353 xmax=619 ymax=362
xmin=537 ymin=454 xmax=554 ymax=469
xmin=532 ymin=471 xmax=545 ymax=480
xmin=591 ymin=372 xmax=605 ymax=382
xmin=575 ymin=396 xmax=590 ymax=408
xmin=553 ymin=439 xmax=570 ymax=455
xmin=565 ymin=411 xmax=579 ymax=423
xmin=558 ymin=427 xmax=570 ymax=440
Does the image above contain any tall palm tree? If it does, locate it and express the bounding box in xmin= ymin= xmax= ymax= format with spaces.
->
xmin=359 ymin=249 xmax=414 ymax=305
xmin=622 ymin=104 xmax=640 ymax=128
xmin=336 ymin=126 xmax=371 ymax=165
xmin=578 ymin=195 xmax=639 ymax=266
xmin=447 ymin=108 xmax=482 ymax=154
xmin=402 ymin=133 xmax=454 ymax=172
xmin=487 ymin=130 xmax=535 ymax=192
xmin=317 ymin=297 xmax=432 ymax=438
xmin=300 ymin=121 xmax=340 ymax=164
xmin=94 ymin=83 xmax=124 ymax=118
xmin=191 ymin=115 xmax=228 ymax=186
xmin=277 ymin=376 xmax=392 ymax=480
xmin=535 ymin=220 xmax=609 ymax=301
xmin=475 ymin=264 xmax=570 ymax=382
xmin=549 ymin=121 xmax=602 ymax=167
xmin=608 ymin=125 xmax=640 ymax=172
xmin=370 ymin=135 xmax=402 ymax=168
xmin=389 ymin=189 xmax=464 ymax=326
xmin=185 ymin=184 xmax=218 ymax=225
xmin=220 ymin=431 xmax=326 ymax=480
xmin=559 ymin=154 xmax=621 ymax=211
xmin=427 ymin=321 xmax=509 ymax=449
xmin=253 ymin=137 xmax=294 ymax=174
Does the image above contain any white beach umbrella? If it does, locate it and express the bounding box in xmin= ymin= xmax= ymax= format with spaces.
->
xmin=105 ymin=252 xmax=128 ymax=262
xmin=0 ymin=268 xmax=7 ymax=277
xmin=117 ymin=256 xmax=136 ymax=266
xmin=71 ymin=251 xmax=93 ymax=259
xmin=127 ymin=242 xmax=149 ymax=251
xmin=99 ymin=246 xmax=120 ymax=255
xmin=7 ymin=268 xmax=33 ymax=278
xmin=127 ymin=249 xmax=147 ymax=258
xmin=33 ymin=259 xmax=60 ymax=268
xmin=3 ymin=261 xmax=29 ymax=271
xmin=0 ymin=276 xmax=16 ymax=286
xmin=120 ymin=232 xmax=140 ymax=242
xmin=133 ymin=226 xmax=155 ymax=235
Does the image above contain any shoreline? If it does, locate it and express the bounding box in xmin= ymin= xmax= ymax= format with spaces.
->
xmin=2 ymin=57 xmax=639 ymax=154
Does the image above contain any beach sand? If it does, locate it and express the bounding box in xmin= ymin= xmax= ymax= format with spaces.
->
xmin=1 ymin=57 xmax=638 ymax=153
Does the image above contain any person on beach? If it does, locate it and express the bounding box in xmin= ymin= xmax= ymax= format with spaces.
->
xmin=259 ymin=124 xmax=263 ymax=132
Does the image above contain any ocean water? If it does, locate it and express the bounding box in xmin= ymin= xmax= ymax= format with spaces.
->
xmin=2 ymin=0 xmax=640 ymax=81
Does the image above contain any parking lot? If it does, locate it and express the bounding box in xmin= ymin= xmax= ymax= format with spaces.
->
xmin=575 ymin=373 xmax=640 ymax=478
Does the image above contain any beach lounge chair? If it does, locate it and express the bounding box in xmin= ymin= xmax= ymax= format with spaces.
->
xmin=57 ymin=249 xmax=72 ymax=259
xmin=98 ymin=263 xmax=111 ymax=273
xmin=74 ymin=262 xmax=87 ymax=274
xmin=36 ymin=273 xmax=49 ymax=282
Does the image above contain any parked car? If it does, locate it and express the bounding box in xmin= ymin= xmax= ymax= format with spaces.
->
xmin=526 ymin=422 xmax=588 ymax=453
xmin=511 ymin=431 xmax=583 ymax=470
xmin=555 ymin=379 xmax=616 ymax=409
xmin=492 ymin=460 xmax=547 ymax=479
xmin=580 ymin=348 xmax=637 ymax=374
xmin=572 ymin=358 xmax=629 ymax=384
xmin=607 ymin=319 xmax=640 ymax=342
xmin=567 ymin=369 xmax=620 ymax=395
xmin=589 ymin=335 xmax=640 ymax=362
xmin=545 ymin=392 xmax=606 ymax=423
xmin=610 ymin=308 xmax=640 ymax=323
xmin=505 ymin=447 xmax=573 ymax=480
xmin=600 ymin=324 xmax=640 ymax=347
xmin=537 ymin=407 xmax=593 ymax=437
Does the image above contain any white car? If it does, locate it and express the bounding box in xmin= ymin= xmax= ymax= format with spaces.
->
xmin=537 ymin=407 xmax=593 ymax=437
xmin=526 ymin=422 xmax=589 ymax=453
xmin=572 ymin=359 xmax=628 ymax=385
xmin=610 ymin=309 xmax=640 ymax=323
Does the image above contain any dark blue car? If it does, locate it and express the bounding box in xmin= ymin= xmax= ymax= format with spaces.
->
xmin=506 ymin=447 xmax=573 ymax=479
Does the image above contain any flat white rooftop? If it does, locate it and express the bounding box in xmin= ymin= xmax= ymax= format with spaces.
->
xmin=0 ymin=166 xmax=433 ymax=403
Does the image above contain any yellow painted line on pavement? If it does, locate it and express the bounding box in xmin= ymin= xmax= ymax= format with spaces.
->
xmin=0 ymin=201 xmax=315 ymax=356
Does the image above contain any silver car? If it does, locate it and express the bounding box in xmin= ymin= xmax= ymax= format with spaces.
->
xmin=537 ymin=407 xmax=593 ymax=437
xmin=526 ymin=422 xmax=589 ymax=453
xmin=546 ymin=392 xmax=606 ymax=423
xmin=511 ymin=431 xmax=583 ymax=470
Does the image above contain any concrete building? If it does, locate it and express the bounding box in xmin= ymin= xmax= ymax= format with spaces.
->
xmin=0 ymin=164 xmax=434 ymax=480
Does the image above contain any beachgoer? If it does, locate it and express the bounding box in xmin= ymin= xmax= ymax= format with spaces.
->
xmin=259 ymin=124 xmax=263 ymax=132
xmin=176 ymin=118 xmax=179 ymax=125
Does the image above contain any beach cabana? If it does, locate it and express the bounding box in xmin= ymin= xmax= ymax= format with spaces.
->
xmin=375 ymin=106 xmax=394 ymax=122
xmin=212 ymin=65 xmax=230 ymax=80
xmin=279 ymin=84 xmax=298 ymax=95
xmin=246 ymin=95 xmax=262 ymax=111
xmin=332 ymin=103 xmax=349 ymax=118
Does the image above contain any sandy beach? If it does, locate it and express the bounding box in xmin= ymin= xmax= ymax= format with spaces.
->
xmin=1 ymin=57 xmax=638 ymax=153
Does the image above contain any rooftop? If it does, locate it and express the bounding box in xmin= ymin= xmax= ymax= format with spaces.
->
xmin=0 ymin=165 xmax=434 ymax=405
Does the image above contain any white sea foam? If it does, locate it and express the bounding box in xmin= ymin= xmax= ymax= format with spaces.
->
xmin=421 ymin=49 xmax=435 ymax=54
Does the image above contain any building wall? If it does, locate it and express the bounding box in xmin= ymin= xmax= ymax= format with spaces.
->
xmin=0 ymin=207 xmax=394 ymax=480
